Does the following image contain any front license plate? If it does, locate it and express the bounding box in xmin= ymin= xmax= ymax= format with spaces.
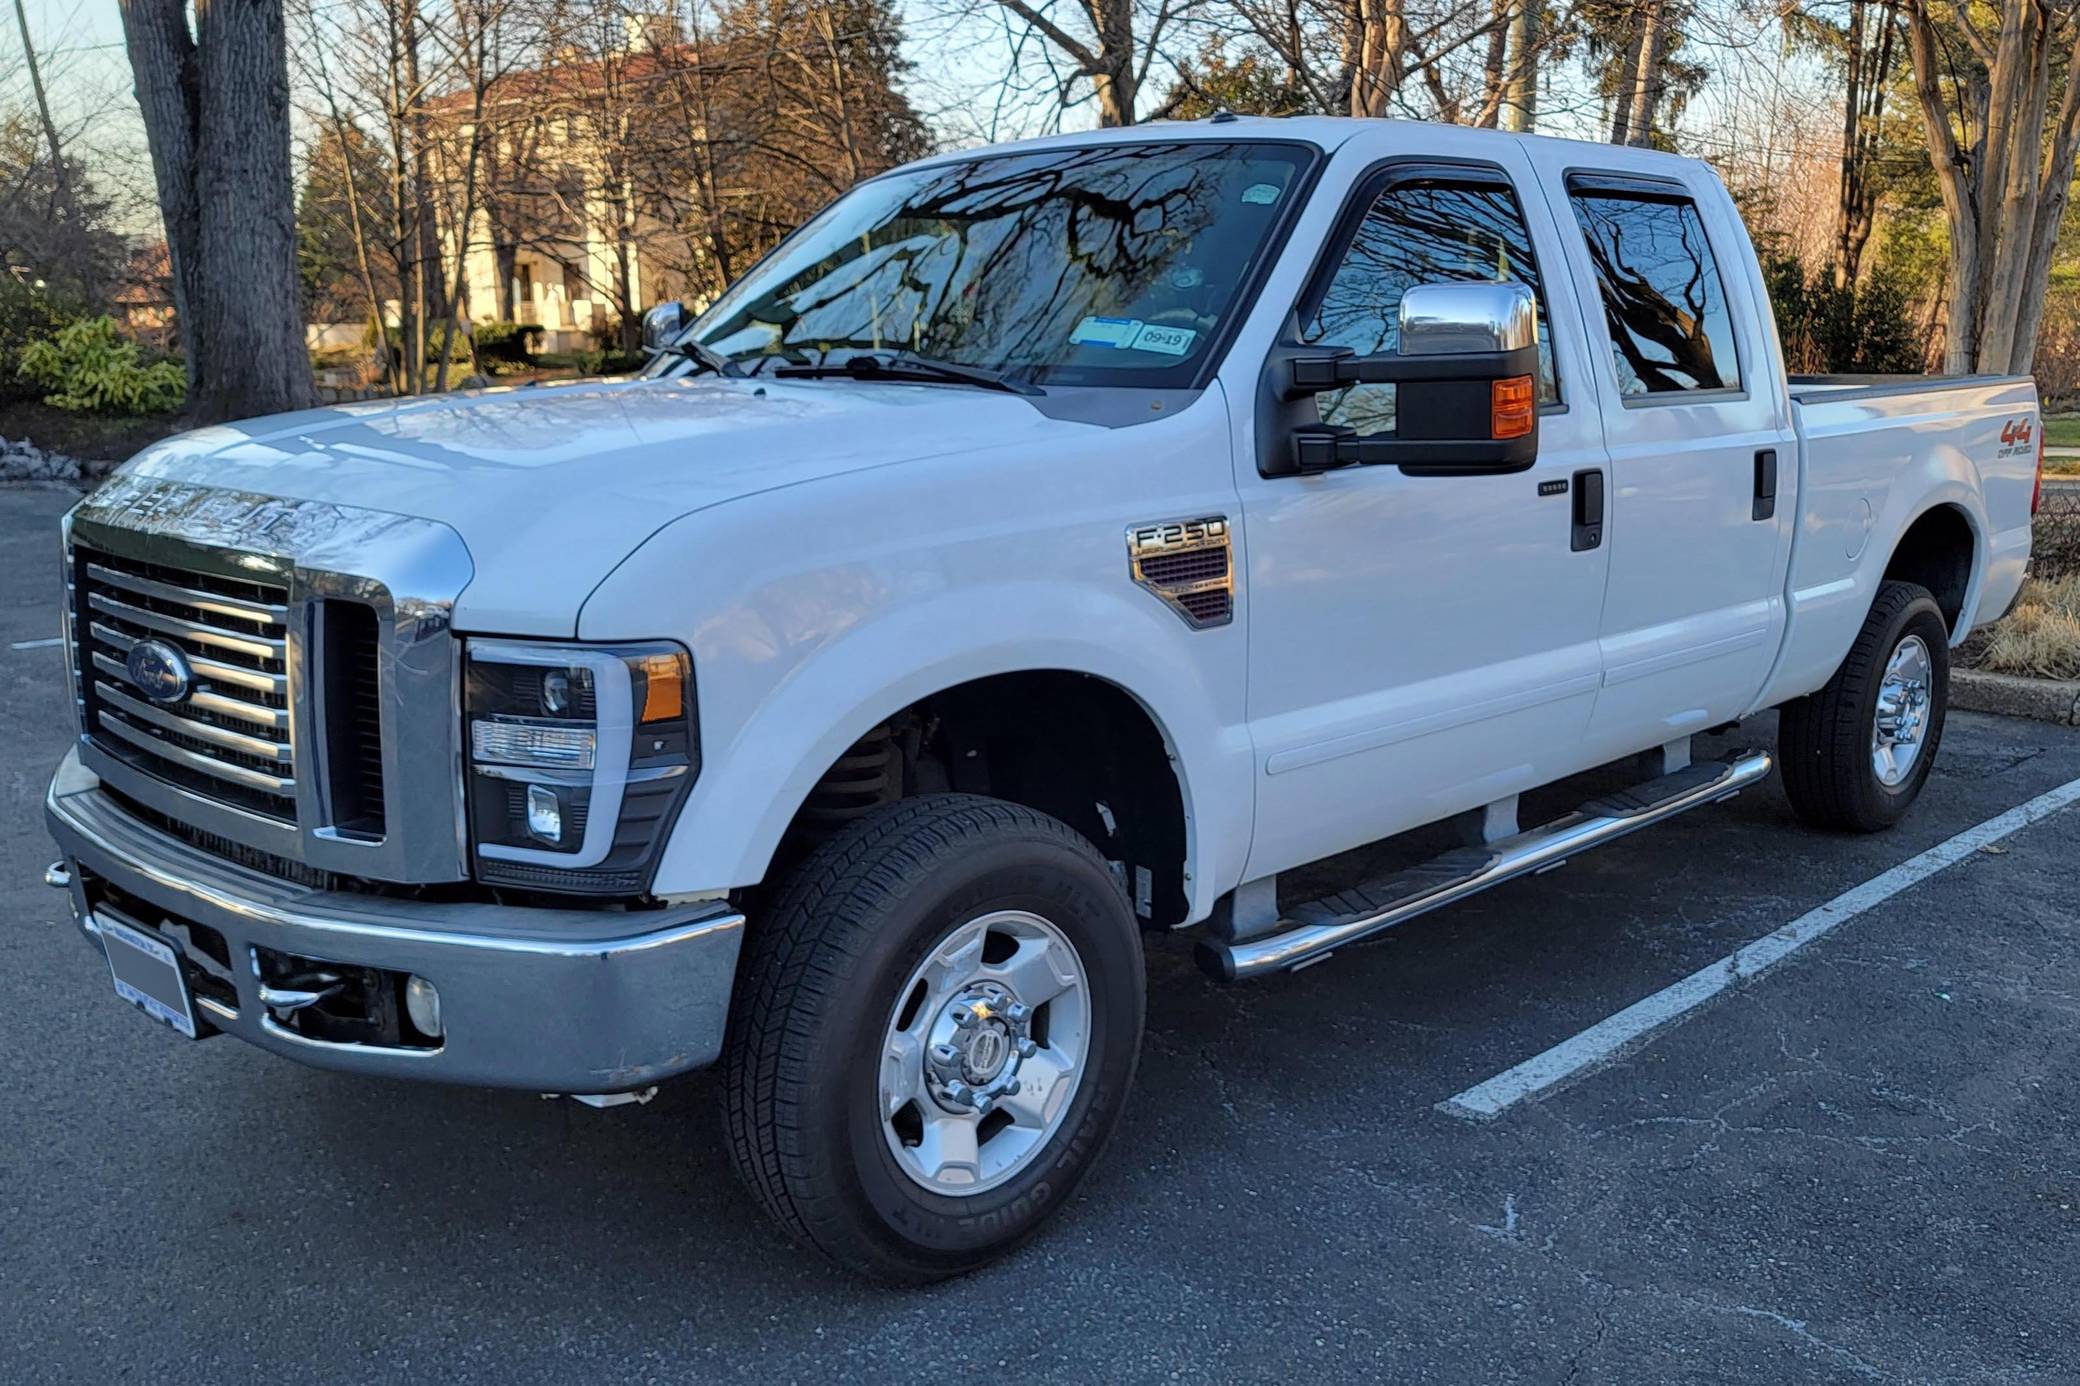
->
xmin=99 ymin=915 xmax=197 ymax=1039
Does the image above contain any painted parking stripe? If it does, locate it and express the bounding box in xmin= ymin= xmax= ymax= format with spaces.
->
xmin=1439 ymin=774 xmax=2080 ymax=1122
xmin=9 ymin=636 xmax=63 ymax=651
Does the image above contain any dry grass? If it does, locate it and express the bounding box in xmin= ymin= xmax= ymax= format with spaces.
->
xmin=1972 ymin=572 xmax=2080 ymax=680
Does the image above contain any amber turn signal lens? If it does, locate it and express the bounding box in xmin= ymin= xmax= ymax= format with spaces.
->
xmin=638 ymin=653 xmax=687 ymax=723
xmin=1491 ymin=375 xmax=1535 ymax=440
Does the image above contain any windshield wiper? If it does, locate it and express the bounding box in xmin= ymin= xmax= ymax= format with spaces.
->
xmin=664 ymin=338 xmax=743 ymax=377
xmin=773 ymin=351 xmax=1043 ymax=397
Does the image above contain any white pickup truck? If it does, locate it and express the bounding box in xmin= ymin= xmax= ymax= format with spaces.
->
xmin=44 ymin=117 xmax=2042 ymax=1282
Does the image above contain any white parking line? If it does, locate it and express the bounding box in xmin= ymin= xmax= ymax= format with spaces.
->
xmin=1439 ymin=774 xmax=2080 ymax=1122
xmin=8 ymin=636 xmax=63 ymax=651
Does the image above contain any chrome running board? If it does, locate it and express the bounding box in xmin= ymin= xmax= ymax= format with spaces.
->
xmin=1199 ymin=749 xmax=1775 ymax=982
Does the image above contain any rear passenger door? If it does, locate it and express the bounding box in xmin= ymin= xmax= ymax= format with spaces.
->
xmin=1527 ymin=160 xmax=1798 ymax=757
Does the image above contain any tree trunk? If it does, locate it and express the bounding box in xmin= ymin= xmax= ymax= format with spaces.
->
xmin=118 ymin=0 xmax=313 ymax=422
xmin=1349 ymin=0 xmax=1411 ymax=118
xmin=1082 ymin=0 xmax=1138 ymax=125
xmin=1476 ymin=0 xmax=1508 ymax=129
xmin=14 ymin=0 xmax=74 ymax=220
xmin=1836 ymin=4 xmax=1897 ymax=287
xmin=1624 ymin=1 xmax=1669 ymax=147
xmin=1833 ymin=0 xmax=1867 ymax=288
xmin=1608 ymin=18 xmax=1645 ymax=144
xmin=1500 ymin=0 xmax=1538 ymax=132
xmin=118 ymin=0 xmax=206 ymax=398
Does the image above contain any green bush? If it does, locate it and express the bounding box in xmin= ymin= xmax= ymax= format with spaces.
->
xmin=382 ymin=326 xmax=473 ymax=365
xmin=474 ymin=320 xmax=543 ymax=367
xmin=1763 ymin=255 xmax=1924 ymax=375
xmin=0 ymin=281 xmax=94 ymax=403
xmin=17 ymin=316 xmax=186 ymax=415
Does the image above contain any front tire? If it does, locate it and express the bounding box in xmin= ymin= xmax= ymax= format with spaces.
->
xmin=1778 ymin=580 xmax=1950 ymax=832
xmin=721 ymin=794 xmax=1144 ymax=1283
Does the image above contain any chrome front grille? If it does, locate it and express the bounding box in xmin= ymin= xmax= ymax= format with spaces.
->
xmin=74 ymin=546 xmax=297 ymax=821
xmin=65 ymin=473 xmax=475 ymax=884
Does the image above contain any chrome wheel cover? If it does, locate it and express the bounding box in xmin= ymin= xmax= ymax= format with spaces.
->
xmin=878 ymin=910 xmax=1090 ymax=1196
xmin=1872 ymin=634 xmax=1934 ymax=787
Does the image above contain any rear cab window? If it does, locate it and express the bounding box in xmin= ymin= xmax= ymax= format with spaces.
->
xmin=1564 ymin=176 xmax=1742 ymax=397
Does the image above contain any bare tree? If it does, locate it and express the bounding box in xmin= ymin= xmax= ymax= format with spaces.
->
xmin=1902 ymin=0 xmax=2080 ymax=373
xmin=118 ymin=0 xmax=315 ymax=421
xmin=972 ymin=0 xmax=1198 ymax=124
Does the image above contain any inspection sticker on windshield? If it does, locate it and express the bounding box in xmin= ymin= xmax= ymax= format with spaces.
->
xmin=1130 ymin=324 xmax=1196 ymax=355
xmin=1070 ymin=317 xmax=1197 ymax=356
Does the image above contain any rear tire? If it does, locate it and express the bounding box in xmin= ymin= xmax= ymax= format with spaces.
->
xmin=1778 ymin=580 xmax=1949 ymax=832
xmin=721 ymin=793 xmax=1144 ymax=1283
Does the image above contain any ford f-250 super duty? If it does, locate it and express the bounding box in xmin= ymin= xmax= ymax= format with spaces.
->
xmin=43 ymin=117 xmax=2042 ymax=1282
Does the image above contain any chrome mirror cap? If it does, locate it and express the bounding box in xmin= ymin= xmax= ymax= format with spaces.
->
xmin=640 ymin=301 xmax=689 ymax=354
xmin=1398 ymin=281 xmax=1538 ymax=356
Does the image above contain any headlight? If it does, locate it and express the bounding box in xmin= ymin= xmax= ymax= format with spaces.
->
xmin=464 ymin=639 xmax=697 ymax=896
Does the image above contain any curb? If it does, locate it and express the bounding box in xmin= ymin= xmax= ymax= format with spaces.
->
xmin=1952 ymin=668 xmax=2080 ymax=725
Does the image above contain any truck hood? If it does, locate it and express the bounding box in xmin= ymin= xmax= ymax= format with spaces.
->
xmin=114 ymin=376 xmax=1081 ymax=635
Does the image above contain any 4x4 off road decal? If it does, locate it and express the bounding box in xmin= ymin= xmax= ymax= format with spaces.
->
xmin=1998 ymin=416 xmax=2036 ymax=458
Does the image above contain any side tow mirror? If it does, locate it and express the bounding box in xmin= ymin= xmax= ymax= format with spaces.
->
xmin=641 ymin=300 xmax=690 ymax=354
xmin=1285 ymin=280 xmax=1540 ymax=477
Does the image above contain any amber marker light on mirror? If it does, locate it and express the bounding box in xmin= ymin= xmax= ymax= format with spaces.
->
xmin=1492 ymin=374 xmax=1536 ymax=440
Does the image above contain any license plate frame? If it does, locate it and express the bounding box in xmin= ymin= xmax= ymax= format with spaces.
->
xmin=99 ymin=914 xmax=198 ymax=1040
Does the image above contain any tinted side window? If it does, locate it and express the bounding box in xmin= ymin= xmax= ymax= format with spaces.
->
xmin=1301 ymin=178 xmax=1557 ymax=437
xmin=1567 ymin=187 xmax=1741 ymax=395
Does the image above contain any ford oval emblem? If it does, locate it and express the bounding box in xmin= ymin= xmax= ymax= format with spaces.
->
xmin=125 ymin=639 xmax=194 ymax=705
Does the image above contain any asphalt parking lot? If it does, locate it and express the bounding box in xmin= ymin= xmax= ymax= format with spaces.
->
xmin=5 ymin=481 xmax=2078 ymax=1383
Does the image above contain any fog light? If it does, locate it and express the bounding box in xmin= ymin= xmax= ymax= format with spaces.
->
xmin=526 ymin=784 xmax=562 ymax=843
xmin=405 ymin=974 xmax=443 ymax=1038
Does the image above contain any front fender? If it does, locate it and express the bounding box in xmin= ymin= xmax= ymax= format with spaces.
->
xmin=664 ymin=584 xmax=1247 ymax=920
xmin=575 ymin=408 xmax=1251 ymax=924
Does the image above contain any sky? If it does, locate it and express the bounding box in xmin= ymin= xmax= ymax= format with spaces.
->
xmin=2 ymin=0 xmax=1841 ymax=241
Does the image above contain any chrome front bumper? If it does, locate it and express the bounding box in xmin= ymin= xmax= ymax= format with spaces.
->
xmin=45 ymin=749 xmax=745 ymax=1092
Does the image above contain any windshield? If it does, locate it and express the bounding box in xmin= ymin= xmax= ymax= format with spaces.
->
xmin=686 ymin=141 xmax=1315 ymax=387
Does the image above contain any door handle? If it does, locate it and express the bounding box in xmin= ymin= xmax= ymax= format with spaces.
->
xmin=1753 ymin=449 xmax=1778 ymax=521
xmin=1571 ymin=468 xmax=1604 ymax=551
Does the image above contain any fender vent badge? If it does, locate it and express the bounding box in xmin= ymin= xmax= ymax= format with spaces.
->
xmin=1127 ymin=516 xmax=1233 ymax=629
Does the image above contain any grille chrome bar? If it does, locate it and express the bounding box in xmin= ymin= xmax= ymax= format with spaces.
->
xmin=94 ymin=708 xmax=297 ymax=796
xmin=87 ymin=590 xmax=286 ymax=661
xmin=84 ymin=561 xmax=288 ymax=626
xmin=94 ymin=681 xmax=294 ymax=762
xmin=90 ymin=621 xmax=286 ymax=695
xmin=76 ymin=542 xmax=296 ymax=822
xmin=90 ymin=651 xmax=287 ymax=728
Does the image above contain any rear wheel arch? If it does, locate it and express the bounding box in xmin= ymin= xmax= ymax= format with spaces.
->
xmin=1881 ymin=502 xmax=1978 ymax=635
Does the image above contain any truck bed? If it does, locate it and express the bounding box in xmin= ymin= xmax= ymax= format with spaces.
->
xmin=1756 ymin=372 xmax=2038 ymax=711
xmin=1786 ymin=372 xmax=2029 ymax=403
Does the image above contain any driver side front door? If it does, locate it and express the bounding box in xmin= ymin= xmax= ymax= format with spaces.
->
xmin=1233 ymin=154 xmax=1613 ymax=881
